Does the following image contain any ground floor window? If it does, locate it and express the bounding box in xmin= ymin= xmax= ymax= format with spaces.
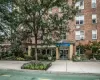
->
xmin=76 ymin=46 xmax=85 ymax=55
xmin=31 ymin=47 xmax=56 ymax=60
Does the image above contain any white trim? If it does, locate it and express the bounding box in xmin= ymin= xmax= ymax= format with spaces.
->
xmin=75 ymin=0 xmax=84 ymax=9
xmin=75 ymin=30 xmax=85 ymax=40
xmin=91 ymin=0 xmax=96 ymax=8
xmin=92 ymin=30 xmax=97 ymax=39
xmin=92 ymin=14 xmax=97 ymax=23
xmin=75 ymin=15 xmax=84 ymax=25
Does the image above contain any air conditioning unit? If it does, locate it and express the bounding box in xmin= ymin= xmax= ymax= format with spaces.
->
xmin=76 ymin=26 xmax=80 ymax=29
xmin=80 ymin=36 xmax=84 ymax=40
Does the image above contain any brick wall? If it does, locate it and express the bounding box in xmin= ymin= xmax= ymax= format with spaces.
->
xmin=68 ymin=0 xmax=100 ymax=46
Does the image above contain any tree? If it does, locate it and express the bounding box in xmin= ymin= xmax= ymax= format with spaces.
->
xmin=0 ymin=0 xmax=10 ymax=43
xmin=0 ymin=0 xmax=26 ymax=57
xmin=1 ymin=0 xmax=78 ymax=61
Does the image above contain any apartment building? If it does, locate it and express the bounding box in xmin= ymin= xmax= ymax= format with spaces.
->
xmin=27 ymin=0 xmax=100 ymax=60
xmin=1 ymin=0 xmax=98 ymax=60
xmin=68 ymin=0 xmax=100 ymax=45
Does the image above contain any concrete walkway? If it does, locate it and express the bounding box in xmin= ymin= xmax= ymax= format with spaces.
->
xmin=0 ymin=60 xmax=100 ymax=74
xmin=47 ymin=60 xmax=100 ymax=74
xmin=0 ymin=61 xmax=29 ymax=70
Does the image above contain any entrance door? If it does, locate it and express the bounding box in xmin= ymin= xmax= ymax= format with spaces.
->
xmin=59 ymin=49 xmax=68 ymax=60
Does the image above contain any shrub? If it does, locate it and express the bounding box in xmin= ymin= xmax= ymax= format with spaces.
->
xmin=24 ymin=54 xmax=33 ymax=60
xmin=72 ymin=54 xmax=88 ymax=62
xmin=4 ymin=56 xmax=16 ymax=60
xmin=16 ymin=57 xmax=25 ymax=61
xmin=37 ymin=54 xmax=44 ymax=60
xmin=43 ymin=55 xmax=48 ymax=60
xmin=85 ymin=50 xmax=93 ymax=59
xmin=38 ymin=54 xmax=55 ymax=61
xmin=72 ymin=55 xmax=80 ymax=61
xmin=94 ymin=54 xmax=100 ymax=60
xmin=21 ymin=61 xmax=52 ymax=70
xmin=80 ymin=54 xmax=88 ymax=61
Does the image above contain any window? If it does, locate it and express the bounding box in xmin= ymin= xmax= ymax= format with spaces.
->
xmin=92 ymin=0 xmax=96 ymax=8
xmin=75 ymin=0 xmax=84 ymax=9
xmin=75 ymin=31 xmax=85 ymax=40
xmin=75 ymin=15 xmax=84 ymax=25
xmin=92 ymin=30 xmax=97 ymax=39
xmin=92 ymin=14 xmax=97 ymax=24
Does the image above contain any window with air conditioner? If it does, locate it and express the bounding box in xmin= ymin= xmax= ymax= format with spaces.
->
xmin=75 ymin=15 xmax=84 ymax=25
xmin=92 ymin=14 xmax=97 ymax=24
xmin=75 ymin=31 xmax=85 ymax=40
xmin=92 ymin=30 xmax=97 ymax=39
xmin=92 ymin=0 xmax=96 ymax=8
xmin=75 ymin=0 xmax=84 ymax=9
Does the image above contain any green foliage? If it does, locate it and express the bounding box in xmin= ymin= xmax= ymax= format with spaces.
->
xmin=4 ymin=56 xmax=16 ymax=60
xmin=91 ymin=42 xmax=100 ymax=54
xmin=37 ymin=54 xmax=55 ymax=61
xmin=72 ymin=54 xmax=88 ymax=62
xmin=10 ymin=40 xmax=24 ymax=57
xmin=76 ymin=41 xmax=100 ymax=60
xmin=94 ymin=54 xmax=100 ymax=60
xmin=76 ymin=44 xmax=86 ymax=54
xmin=21 ymin=61 xmax=52 ymax=70
xmin=16 ymin=57 xmax=25 ymax=61
xmin=0 ymin=51 xmax=14 ymax=60
xmin=0 ymin=0 xmax=78 ymax=61
xmin=24 ymin=54 xmax=33 ymax=60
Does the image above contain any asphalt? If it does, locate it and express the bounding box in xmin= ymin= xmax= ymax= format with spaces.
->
xmin=0 ymin=69 xmax=100 ymax=80
xmin=0 ymin=60 xmax=100 ymax=74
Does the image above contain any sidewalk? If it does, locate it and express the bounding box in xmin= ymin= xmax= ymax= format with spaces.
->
xmin=0 ymin=61 xmax=29 ymax=70
xmin=0 ymin=60 xmax=100 ymax=74
xmin=47 ymin=60 xmax=100 ymax=74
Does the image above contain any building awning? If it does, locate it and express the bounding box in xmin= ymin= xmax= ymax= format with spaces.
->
xmin=56 ymin=42 xmax=70 ymax=47
xmin=56 ymin=40 xmax=75 ymax=47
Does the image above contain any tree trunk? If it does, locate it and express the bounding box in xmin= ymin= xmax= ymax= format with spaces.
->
xmin=35 ymin=34 xmax=38 ymax=61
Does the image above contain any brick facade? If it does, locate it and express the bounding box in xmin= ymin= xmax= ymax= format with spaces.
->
xmin=68 ymin=0 xmax=100 ymax=46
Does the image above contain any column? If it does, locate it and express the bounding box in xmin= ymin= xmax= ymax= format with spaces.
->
xmin=69 ymin=44 xmax=73 ymax=60
xmin=73 ymin=45 xmax=76 ymax=55
xmin=28 ymin=46 xmax=31 ymax=56
xmin=56 ymin=47 xmax=59 ymax=60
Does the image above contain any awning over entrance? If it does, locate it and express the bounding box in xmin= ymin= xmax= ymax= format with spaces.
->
xmin=56 ymin=42 xmax=70 ymax=47
xmin=56 ymin=40 xmax=75 ymax=47
xmin=55 ymin=40 xmax=75 ymax=60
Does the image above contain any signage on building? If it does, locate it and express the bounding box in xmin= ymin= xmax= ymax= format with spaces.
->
xmin=56 ymin=42 xmax=70 ymax=47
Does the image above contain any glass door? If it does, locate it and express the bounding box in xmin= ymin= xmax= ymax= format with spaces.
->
xmin=59 ymin=49 xmax=68 ymax=60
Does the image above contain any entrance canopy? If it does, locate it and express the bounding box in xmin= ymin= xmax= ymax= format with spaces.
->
xmin=56 ymin=42 xmax=70 ymax=47
xmin=56 ymin=40 xmax=75 ymax=47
